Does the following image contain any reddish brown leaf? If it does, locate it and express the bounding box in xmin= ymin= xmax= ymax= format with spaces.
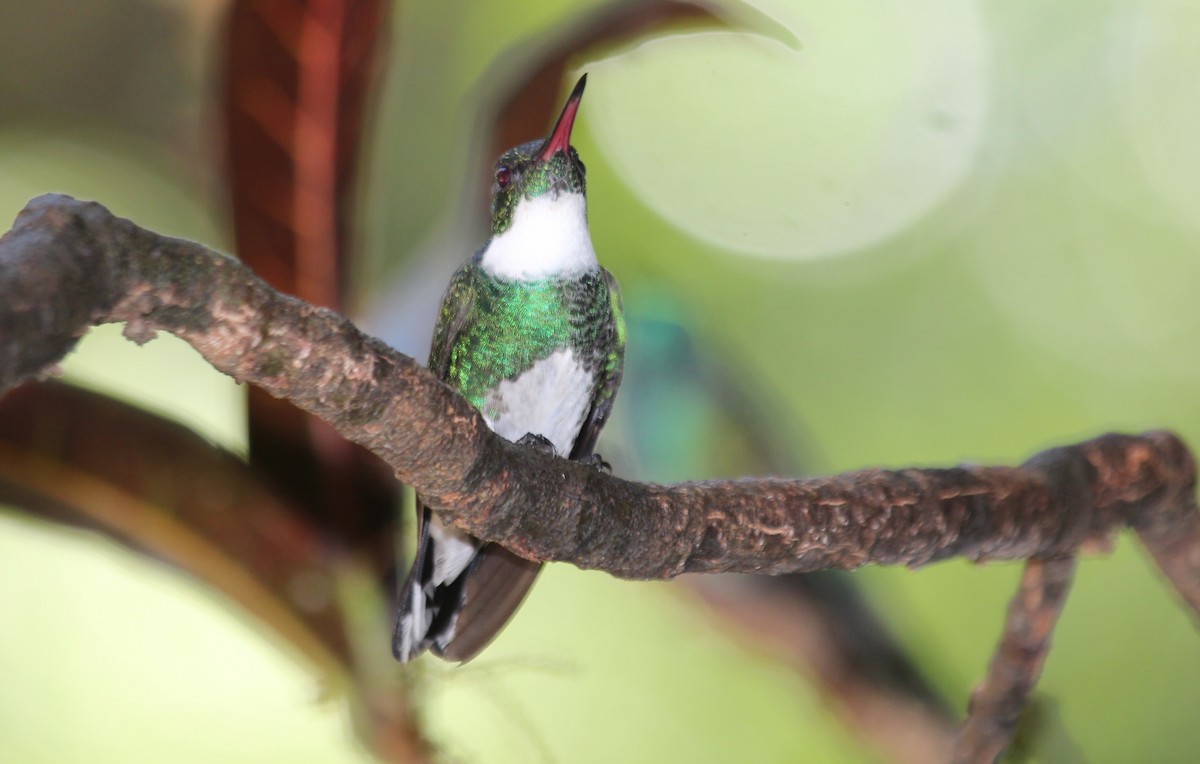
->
xmin=0 ymin=381 xmax=431 ymax=761
xmin=0 ymin=382 xmax=350 ymax=668
xmin=223 ymin=0 xmax=389 ymax=308
xmin=222 ymin=0 xmax=399 ymax=542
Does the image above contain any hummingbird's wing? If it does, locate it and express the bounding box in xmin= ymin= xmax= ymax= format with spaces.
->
xmin=432 ymin=542 xmax=540 ymax=661
xmin=395 ymin=505 xmax=540 ymax=663
xmin=569 ymin=268 xmax=626 ymax=460
xmin=395 ymin=264 xmax=542 ymax=663
xmin=428 ymin=264 xmax=477 ymax=378
xmin=395 ymin=265 xmax=477 ymax=661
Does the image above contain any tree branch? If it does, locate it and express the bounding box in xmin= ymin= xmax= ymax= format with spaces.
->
xmin=5 ymin=194 xmax=1200 ymax=761
xmin=2 ymin=194 xmax=1199 ymax=587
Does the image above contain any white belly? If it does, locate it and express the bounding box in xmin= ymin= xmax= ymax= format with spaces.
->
xmin=482 ymin=348 xmax=593 ymax=457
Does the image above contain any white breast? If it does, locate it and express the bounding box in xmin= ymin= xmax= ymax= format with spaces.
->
xmin=482 ymin=348 xmax=593 ymax=456
xmin=479 ymin=191 xmax=597 ymax=280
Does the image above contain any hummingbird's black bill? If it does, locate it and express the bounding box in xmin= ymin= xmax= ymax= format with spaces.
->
xmin=538 ymin=73 xmax=587 ymax=162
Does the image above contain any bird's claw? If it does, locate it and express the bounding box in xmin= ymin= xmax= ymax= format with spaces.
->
xmin=579 ymin=453 xmax=612 ymax=474
xmin=516 ymin=434 xmax=611 ymax=474
xmin=516 ymin=432 xmax=557 ymax=456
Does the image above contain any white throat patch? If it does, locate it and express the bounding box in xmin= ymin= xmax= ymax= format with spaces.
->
xmin=480 ymin=192 xmax=597 ymax=280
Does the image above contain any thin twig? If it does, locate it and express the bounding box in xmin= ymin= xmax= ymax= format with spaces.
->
xmin=954 ymin=556 xmax=1078 ymax=763
xmin=1132 ymin=500 xmax=1200 ymax=615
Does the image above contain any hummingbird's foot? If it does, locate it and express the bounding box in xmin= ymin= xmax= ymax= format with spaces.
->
xmin=579 ymin=453 xmax=612 ymax=474
xmin=516 ymin=432 xmax=557 ymax=457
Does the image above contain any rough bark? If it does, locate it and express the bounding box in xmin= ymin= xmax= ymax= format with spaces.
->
xmin=5 ymin=195 xmax=1196 ymax=584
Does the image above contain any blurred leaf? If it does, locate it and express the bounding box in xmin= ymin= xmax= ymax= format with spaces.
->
xmin=0 ymin=380 xmax=429 ymax=760
xmin=220 ymin=7 xmax=429 ymax=754
xmin=223 ymin=0 xmax=390 ymax=308
xmin=222 ymin=0 xmax=401 ymax=546
xmin=0 ymin=382 xmax=349 ymax=671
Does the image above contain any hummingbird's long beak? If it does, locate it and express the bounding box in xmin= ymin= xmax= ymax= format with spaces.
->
xmin=538 ymin=74 xmax=587 ymax=162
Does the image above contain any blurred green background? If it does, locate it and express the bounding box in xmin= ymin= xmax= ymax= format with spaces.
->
xmin=4 ymin=1 xmax=1200 ymax=762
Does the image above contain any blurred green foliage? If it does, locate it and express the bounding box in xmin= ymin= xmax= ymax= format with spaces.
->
xmin=3 ymin=1 xmax=1200 ymax=762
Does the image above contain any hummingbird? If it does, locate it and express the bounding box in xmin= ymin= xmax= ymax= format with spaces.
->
xmin=393 ymin=74 xmax=625 ymax=663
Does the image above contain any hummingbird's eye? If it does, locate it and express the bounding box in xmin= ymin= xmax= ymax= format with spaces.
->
xmin=495 ymin=166 xmax=511 ymax=189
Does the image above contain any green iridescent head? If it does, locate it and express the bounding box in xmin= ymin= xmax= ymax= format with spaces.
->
xmin=490 ymin=74 xmax=588 ymax=236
